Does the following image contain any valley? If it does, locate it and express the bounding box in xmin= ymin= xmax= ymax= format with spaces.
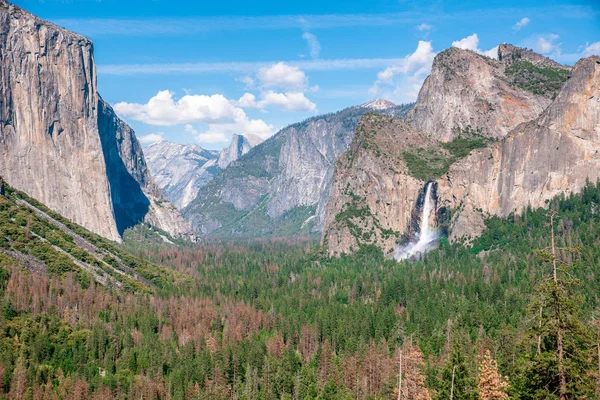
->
xmin=1 ymin=0 xmax=600 ymax=398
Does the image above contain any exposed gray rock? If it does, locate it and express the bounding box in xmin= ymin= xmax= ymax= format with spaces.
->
xmin=408 ymin=46 xmax=555 ymax=142
xmin=215 ymin=133 xmax=262 ymax=169
xmin=0 ymin=1 xmax=192 ymax=241
xmin=439 ymin=56 xmax=600 ymax=241
xmin=144 ymin=140 xmax=218 ymax=209
xmin=0 ymin=1 xmax=120 ymax=240
xmin=321 ymin=115 xmax=431 ymax=256
xmin=321 ymin=47 xmax=595 ymax=256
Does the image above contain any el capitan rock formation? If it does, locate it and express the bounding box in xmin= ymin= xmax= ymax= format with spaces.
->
xmin=0 ymin=1 xmax=192 ymax=241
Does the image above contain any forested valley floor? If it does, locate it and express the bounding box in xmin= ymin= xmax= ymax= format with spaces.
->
xmin=1 ymin=182 xmax=600 ymax=399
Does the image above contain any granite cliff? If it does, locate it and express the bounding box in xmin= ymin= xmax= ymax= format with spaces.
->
xmin=408 ymin=45 xmax=568 ymax=142
xmin=321 ymin=45 xmax=594 ymax=256
xmin=0 ymin=1 xmax=192 ymax=241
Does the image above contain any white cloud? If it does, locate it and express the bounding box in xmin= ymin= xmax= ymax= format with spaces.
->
xmin=114 ymin=91 xmax=275 ymax=144
xmin=302 ymin=32 xmax=321 ymax=59
xmin=238 ymin=76 xmax=255 ymax=89
xmin=114 ymin=90 xmax=247 ymax=126
xmin=138 ymin=133 xmax=164 ymax=145
xmin=237 ymin=62 xmax=317 ymax=112
xmin=416 ymin=23 xmax=432 ymax=31
xmin=584 ymin=41 xmax=600 ymax=57
xmin=261 ymin=91 xmax=316 ymax=112
xmin=370 ymin=40 xmax=436 ymax=102
xmin=452 ymin=34 xmax=479 ymax=51
xmin=236 ymin=91 xmax=316 ymax=112
xmin=256 ymin=62 xmax=308 ymax=90
xmin=513 ymin=17 xmax=530 ymax=30
xmin=451 ymin=34 xmax=498 ymax=59
xmin=536 ymin=33 xmax=560 ymax=54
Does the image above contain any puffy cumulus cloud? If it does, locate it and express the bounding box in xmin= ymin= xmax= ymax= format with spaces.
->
xmin=114 ymin=90 xmax=274 ymax=145
xmin=535 ymin=34 xmax=560 ymax=54
xmin=451 ymin=34 xmax=499 ymax=59
xmin=584 ymin=41 xmax=600 ymax=57
xmin=191 ymin=118 xmax=274 ymax=144
xmin=513 ymin=17 xmax=530 ymax=30
xmin=235 ymin=91 xmax=316 ymax=112
xmin=256 ymin=62 xmax=308 ymax=90
xmin=114 ymin=90 xmax=246 ymax=126
xmin=302 ymin=32 xmax=321 ymax=59
xmin=138 ymin=133 xmax=164 ymax=145
xmin=237 ymin=62 xmax=317 ymax=112
xmin=261 ymin=91 xmax=316 ymax=112
xmin=370 ymin=40 xmax=436 ymax=102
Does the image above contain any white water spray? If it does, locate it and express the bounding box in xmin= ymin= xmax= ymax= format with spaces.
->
xmin=395 ymin=182 xmax=439 ymax=260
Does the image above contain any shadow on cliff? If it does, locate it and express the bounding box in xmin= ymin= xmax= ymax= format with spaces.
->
xmin=97 ymin=99 xmax=151 ymax=236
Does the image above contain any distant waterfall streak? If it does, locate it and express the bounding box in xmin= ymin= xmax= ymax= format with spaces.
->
xmin=395 ymin=182 xmax=438 ymax=260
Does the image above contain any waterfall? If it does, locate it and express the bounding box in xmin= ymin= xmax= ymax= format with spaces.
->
xmin=394 ymin=182 xmax=439 ymax=260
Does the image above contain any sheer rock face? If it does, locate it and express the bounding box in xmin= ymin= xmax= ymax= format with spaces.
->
xmin=321 ymin=47 xmax=596 ymax=256
xmin=439 ymin=56 xmax=600 ymax=241
xmin=0 ymin=2 xmax=192 ymax=241
xmin=0 ymin=1 xmax=120 ymax=240
xmin=144 ymin=141 xmax=218 ymax=209
xmin=408 ymin=47 xmax=552 ymax=142
xmin=321 ymin=115 xmax=433 ymax=256
xmin=216 ymin=134 xmax=260 ymax=169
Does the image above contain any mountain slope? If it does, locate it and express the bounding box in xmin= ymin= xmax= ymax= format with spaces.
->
xmin=144 ymin=134 xmax=260 ymax=210
xmin=0 ymin=1 xmax=191 ymax=241
xmin=408 ymin=45 xmax=567 ymax=142
xmin=321 ymin=45 xmax=588 ymax=256
xmin=440 ymin=55 xmax=600 ymax=240
xmin=0 ymin=180 xmax=190 ymax=292
xmin=144 ymin=141 xmax=218 ymax=209
xmin=183 ymin=102 xmax=413 ymax=237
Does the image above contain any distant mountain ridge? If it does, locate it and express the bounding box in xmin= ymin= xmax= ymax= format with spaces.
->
xmin=182 ymin=101 xmax=413 ymax=237
xmin=144 ymin=134 xmax=261 ymax=209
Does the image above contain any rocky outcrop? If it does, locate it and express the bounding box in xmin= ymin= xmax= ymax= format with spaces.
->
xmin=0 ymin=2 xmax=192 ymax=241
xmin=144 ymin=134 xmax=260 ymax=210
xmin=144 ymin=140 xmax=218 ymax=209
xmin=321 ymin=115 xmax=433 ymax=256
xmin=215 ymin=134 xmax=261 ymax=169
xmin=321 ymin=46 xmax=595 ymax=256
xmin=438 ymin=56 xmax=600 ymax=241
xmin=183 ymin=102 xmax=413 ymax=237
xmin=408 ymin=46 xmax=558 ymax=142
xmin=497 ymin=43 xmax=570 ymax=70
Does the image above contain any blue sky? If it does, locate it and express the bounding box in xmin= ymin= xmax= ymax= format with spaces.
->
xmin=14 ymin=0 xmax=600 ymax=149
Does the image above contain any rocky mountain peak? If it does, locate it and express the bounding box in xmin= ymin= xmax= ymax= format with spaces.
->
xmin=361 ymin=99 xmax=397 ymax=110
xmin=538 ymin=56 xmax=599 ymax=140
xmin=409 ymin=46 xmax=556 ymax=141
xmin=498 ymin=43 xmax=570 ymax=70
xmin=217 ymin=134 xmax=258 ymax=169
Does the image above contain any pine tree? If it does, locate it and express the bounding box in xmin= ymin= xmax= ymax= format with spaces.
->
xmin=521 ymin=211 xmax=595 ymax=399
xmin=437 ymin=342 xmax=477 ymax=400
xmin=477 ymin=350 xmax=508 ymax=400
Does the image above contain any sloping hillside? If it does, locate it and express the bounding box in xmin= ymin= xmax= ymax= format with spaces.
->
xmin=0 ymin=180 xmax=191 ymax=293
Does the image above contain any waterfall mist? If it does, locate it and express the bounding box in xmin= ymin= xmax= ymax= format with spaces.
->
xmin=394 ymin=181 xmax=439 ymax=260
